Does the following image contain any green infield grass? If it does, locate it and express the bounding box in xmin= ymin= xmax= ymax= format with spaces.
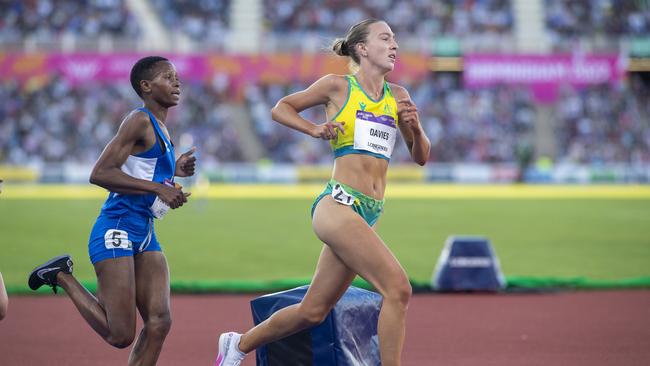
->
xmin=1 ymin=186 xmax=649 ymax=292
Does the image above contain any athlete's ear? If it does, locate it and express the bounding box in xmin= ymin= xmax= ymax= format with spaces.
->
xmin=140 ymin=80 xmax=152 ymax=96
xmin=357 ymin=42 xmax=368 ymax=57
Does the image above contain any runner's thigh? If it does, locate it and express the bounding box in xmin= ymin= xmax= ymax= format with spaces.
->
xmin=94 ymin=257 xmax=137 ymax=333
xmin=312 ymin=196 xmax=408 ymax=294
xmin=133 ymin=251 xmax=170 ymax=321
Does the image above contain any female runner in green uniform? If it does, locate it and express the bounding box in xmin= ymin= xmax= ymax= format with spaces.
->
xmin=215 ymin=19 xmax=430 ymax=366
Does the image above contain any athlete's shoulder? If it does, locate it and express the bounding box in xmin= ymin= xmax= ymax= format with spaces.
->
xmin=122 ymin=109 xmax=151 ymax=128
xmin=319 ymin=73 xmax=348 ymax=84
xmin=116 ymin=109 xmax=152 ymax=138
xmin=312 ymin=74 xmax=349 ymax=92
xmin=387 ymin=82 xmax=410 ymax=101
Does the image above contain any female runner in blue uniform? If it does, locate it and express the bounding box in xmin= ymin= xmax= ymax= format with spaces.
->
xmin=28 ymin=56 xmax=196 ymax=365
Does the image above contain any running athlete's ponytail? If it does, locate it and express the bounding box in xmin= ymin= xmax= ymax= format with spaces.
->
xmin=332 ymin=39 xmax=350 ymax=57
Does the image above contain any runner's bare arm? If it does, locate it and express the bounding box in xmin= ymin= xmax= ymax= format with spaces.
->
xmin=271 ymin=74 xmax=346 ymax=140
xmin=89 ymin=112 xmax=186 ymax=208
xmin=392 ymin=84 xmax=430 ymax=165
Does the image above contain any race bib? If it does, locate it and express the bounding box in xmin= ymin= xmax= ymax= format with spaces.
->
xmin=150 ymin=197 xmax=171 ymax=219
xmin=331 ymin=183 xmax=355 ymax=206
xmin=150 ymin=179 xmax=177 ymax=219
xmin=353 ymin=110 xmax=397 ymax=159
xmin=104 ymin=229 xmax=132 ymax=250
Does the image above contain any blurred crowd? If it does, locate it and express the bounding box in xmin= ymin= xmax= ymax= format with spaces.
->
xmin=545 ymin=0 xmax=650 ymax=36
xmin=545 ymin=0 xmax=650 ymax=49
xmin=2 ymin=0 xmax=649 ymax=51
xmin=262 ymin=0 xmax=513 ymax=51
xmin=0 ymin=0 xmax=139 ymax=43
xmin=264 ymin=0 xmax=513 ymax=36
xmin=246 ymin=73 xmax=535 ymax=164
xmin=1 ymin=0 xmax=513 ymax=50
xmin=1 ymin=73 xmax=648 ymax=166
xmin=554 ymin=75 xmax=650 ymax=164
xmin=405 ymin=73 xmax=536 ymax=163
xmin=1 ymin=0 xmax=649 ymax=167
xmin=150 ymin=0 xmax=230 ymax=43
xmin=0 ymin=76 xmax=244 ymax=166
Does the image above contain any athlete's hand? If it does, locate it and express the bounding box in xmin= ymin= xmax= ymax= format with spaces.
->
xmin=156 ymin=184 xmax=190 ymax=209
xmin=311 ymin=121 xmax=345 ymax=140
xmin=175 ymin=147 xmax=196 ymax=177
xmin=397 ymin=99 xmax=421 ymax=133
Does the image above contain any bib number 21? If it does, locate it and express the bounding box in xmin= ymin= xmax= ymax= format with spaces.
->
xmin=331 ymin=184 xmax=355 ymax=206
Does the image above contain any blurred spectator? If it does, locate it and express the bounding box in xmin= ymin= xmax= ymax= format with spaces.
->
xmin=0 ymin=0 xmax=140 ymax=43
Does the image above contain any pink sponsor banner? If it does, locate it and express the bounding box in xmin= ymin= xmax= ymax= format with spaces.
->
xmin=1 ymin=52 xmax=430 ymax=89
xmin=48 ymin=53 xmax=209 ymax=84
xmin=464 ymin=54 xmax=627 ymax=103
xmin=0 ymin=53 xmax=49 ymax=82
xmin=204 ymin=53 xmax=430 ymax=98
xmin=204 ymin=53 xmax=430 ymax=83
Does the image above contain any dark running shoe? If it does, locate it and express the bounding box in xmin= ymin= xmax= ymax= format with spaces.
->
xmin=28 ymin=254 xmax=73 ymax=294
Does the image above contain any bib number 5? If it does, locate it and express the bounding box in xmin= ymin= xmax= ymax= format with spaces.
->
xmin=104 ymin=229 xmax=132 ymax=250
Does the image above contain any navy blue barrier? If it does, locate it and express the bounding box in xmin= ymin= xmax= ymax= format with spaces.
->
xmin=432 ymin=236 xmax=505 ymax=291
xmin=251 ymin=285 xmax=382 ymax=366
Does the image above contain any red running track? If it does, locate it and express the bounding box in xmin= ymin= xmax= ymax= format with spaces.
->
xmin=0 ymin=290 xmax=649 ymax=365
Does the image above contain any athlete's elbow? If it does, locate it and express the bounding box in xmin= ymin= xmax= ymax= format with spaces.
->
xmin=271 ymin=100 xmax=294 ymax=123
xmin=89 ymin=171 xmax=99 ymax=185
xmin=414 ymin=151 xmax=429 ymax=166
xmin=270 ymin=102 xmax=284 ymax=123
xmin=270 ymin=105 xmax=279 ymax=122
xmin=89 ymin=168 xmax=106 ymax=187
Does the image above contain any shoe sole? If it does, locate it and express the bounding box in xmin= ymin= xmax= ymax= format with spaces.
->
xmin=28 ymin=254 xmax=72 ymax=290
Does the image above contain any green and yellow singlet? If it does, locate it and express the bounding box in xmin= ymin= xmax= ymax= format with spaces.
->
xmin=329 ymin=75 xmax=399 ymax=161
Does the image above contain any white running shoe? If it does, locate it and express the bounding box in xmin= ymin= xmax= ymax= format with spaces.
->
xmin=214 ymin=332 xmax=246 ymax=366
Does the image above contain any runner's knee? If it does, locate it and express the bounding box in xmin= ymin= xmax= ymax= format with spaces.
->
xmin=107 ymin=330 xmax=135 ymax=349
xmin=297 ymin=303 xmax=331 ymax=327
xmin=145 ymin=313 xmax=172 ymax=339
xmin=381 ymin=277 xmax=412 ymax=307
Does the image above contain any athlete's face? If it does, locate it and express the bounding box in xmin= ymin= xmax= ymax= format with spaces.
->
xmin=147 ymin=61 xmax=181 ymax=107
xmin=359 ymin=22 xmax=398 ymax=72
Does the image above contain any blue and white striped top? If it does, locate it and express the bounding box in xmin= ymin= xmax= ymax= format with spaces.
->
xmin=99 ymin=107 xmax=176 ymax=218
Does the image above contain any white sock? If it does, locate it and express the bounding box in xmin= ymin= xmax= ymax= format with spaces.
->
xmin=234 ymin=334 xmax=246 ymax=356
